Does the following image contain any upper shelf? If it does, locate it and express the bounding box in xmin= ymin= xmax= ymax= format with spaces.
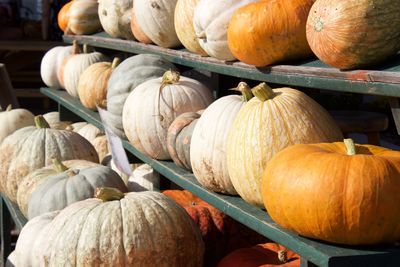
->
xmin=64 ymin=32 xmax=400 ymax=98
xmin=41 ymin=87 xmax=400 ymax=267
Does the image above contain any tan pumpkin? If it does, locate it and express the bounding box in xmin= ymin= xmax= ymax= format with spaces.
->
xmin=66 ymin=0 xmax=102 ymax=35
xmin=227 ymin=83 xmax=343 ymax=207
xmin=130 ymin=0 xmax=152 ymax=44
xmin=92 ymin=135 xmax=109 ymax=163
xmin=43 ymin=111 xmax=72 ymax=130
xmin=0 ymin=105 xmax=34 ymax=145
xmin=78 ymin=57 xmax=120 ymax=110
xmin=40 ymin=45 xmax=72 ymax=88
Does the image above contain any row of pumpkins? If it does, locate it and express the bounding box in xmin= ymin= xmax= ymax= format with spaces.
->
xmin=57 ymin=0 xmax=400 ymax=69
xmin=40 ymin=42 xmax=400 ymax=247
xmin=1 ymin=107 xmax=301 ymax=267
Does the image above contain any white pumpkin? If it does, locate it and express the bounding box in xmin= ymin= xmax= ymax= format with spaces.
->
xmin=191 ymin=83 xmax=253 ymax=195
xmin=5 ymin=251 xmax=16 ymax=267
xmin=40 ymin=45 xmax=72 ymax=88
xmin=43 ymin=111 xmax=72 ymax=130
xmin=122 ymin=70 xmax=213 ymax=160
xmin=0 ymin=105 xmax=34 ymax=145
xmin=193 ymin=0 xmax=257 ymax=60
xmin=128 ymin=164 xmax=160 ymax=192
xmin=134 ymin=0 xmax=181 ymax=48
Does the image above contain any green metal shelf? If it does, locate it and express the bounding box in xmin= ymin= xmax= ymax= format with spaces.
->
xmin=40 ymin=87 xmax=400 ymax=267
xmin=63 ymin=32 xmax=400 ymax=98
xmin=1 ymin=194 xmax=27 ymax=231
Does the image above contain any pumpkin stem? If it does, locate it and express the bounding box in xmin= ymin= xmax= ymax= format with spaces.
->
xmin=34 ymin=115 xmax=50 ymax=129
xmin=111 ymin=57 xmax=121 ymax=70
xmin=83 ymin=44 xmax=93 ymax=54
xmin=156 ymin=70 xmax=181 ymax=122
xmin=67 ymin=170 xmax=78 ymax=177
xmin=52 ymin=158 xmax=69 ymax=173
xmin=95 ymin=187 xmax=125 ymax=201
xmin=252 ymin=82 xmax=275 ymax=101
xmin=197 ymin=31 xmax=206 ymax=40
xmin=6 ymin=104 xmax=12 ymax=111
xmin=278 ymin=250 xmax=288 ymax=263
xmin=230 ymin=82 xmax=253 ymax=101
xmin=344 ymin=138 xmax=357 ymax=155
xmin=71 ymin=40 xmax=80 ymax=55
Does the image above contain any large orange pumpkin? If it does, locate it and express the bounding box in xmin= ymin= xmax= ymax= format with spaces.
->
xmin=57 ymin=1 xmax=73 ymax=32
xmin=306 ymin=0 xmax=400 ymax=69
xmin=263 ymin=139 xmax=400 ymax=245
xmin=227 ymin=0 xmax=315 ymax=67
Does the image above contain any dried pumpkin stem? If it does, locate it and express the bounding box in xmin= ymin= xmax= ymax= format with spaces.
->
xmin=252 ymin=82 xmax=275 ymax=101
xmin=230 ymin=82 xmax=253 ymax=101
xmin=71 ymin=40 xmax=80 ymax=55
xmin=95 ymin=187 xmax=125 ymax=201
xmin=344 ymin=138 xmax=356 ymax=155
xmin=6 ymin=104 xmax=12 ymax=111
xmin=52 ymin=158 xmax=69 ymax=173
xmin=278 ymin=250 xmax=288 ymax=263
xmin=67 ymin=170 xmax=78 ymax=177
xmin=34 ymin=115 xmax=50 ymax=129
xmin=111 ymin=57 xmax=121 ymax=70
xmin=83 ymin=44 xmax=92 ymax=54
xmin=157 ymin=70 xmax=181 ymax=122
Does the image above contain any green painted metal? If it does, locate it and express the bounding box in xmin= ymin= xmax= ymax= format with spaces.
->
xmin=41 ymin=87 xmax=400 ymax=267
xmin=1 ymin=194 xmax=27 ymax=230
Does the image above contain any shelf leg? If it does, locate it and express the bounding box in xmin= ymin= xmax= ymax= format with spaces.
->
xmin=1 ymin=196 xmax=12 ymax=264
xmin=389 ymin=97 xmax=400 ymax=135
xmin=300 ymin=258 xmax=319 ymax=267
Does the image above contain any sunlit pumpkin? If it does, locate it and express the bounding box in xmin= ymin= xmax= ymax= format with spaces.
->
xmin=57 ymin=1 xmax=73 ymax=32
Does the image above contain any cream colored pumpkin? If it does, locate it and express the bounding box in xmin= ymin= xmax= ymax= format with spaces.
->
xmin=67 ymin=121 xmax=88 ymax=132
xmin=17 ymin=159 xmax=99 ymax=217
xmin=40 ymin=45 xmax=72 ymax=88
xmin=73 ymin=123 xmax=109 ymax=162
xmin=193 ymin=0 xmax=257 ymax=60
xmin=0 ymin=105 xmax=34 ymax=145
xmin=122 ymin=71 xmax=213 ymax=159
xmin=67 ymin=0 xmax=102 ymax=35
xmin=191 ymin=83 xmax=253 ymax=195
xmin=226 ymin=83 xmax=343 ymax=207
xmin=131 ymin=0 xmax=153 ymax=44
xmin=98 ymin=0 xmax=135 ymax=40
xmin=92 ymin=135 xmax=109 ymax=162
xmin=127 ymin=164 xmax=160 ymax=192
xmin=134 ymin=0 xmax=181 ymax=48
xmin=175 ymin=0 xmax=207 ymax=55
xmin=43 ymin=111 xmax=72 ymax=130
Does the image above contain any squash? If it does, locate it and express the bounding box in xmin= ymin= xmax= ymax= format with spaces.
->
xmin=191 ymin=82 xmax=252 ymax=195
xmin=263 ymin=139 xmax=400 ymax=245
xmin=123 ymin=70 xmax=213 ymax=160
xmin=306 ymin=0 xmax=400 ymax=69
xmin=98 ymin=0 xmax=135 ymax=40
xmin=78 ymin=57 xmax=120 ymax=110
xmin=167 ymin=111 xmax=202 ymax=171
xmin=227 ymin=0 xmax=314 ymax=67
xmin=27 ymin=164 xmax=127 ymax=219
xmin=130 ymin=0 xmax=152 ymax=44
xmin=57 ymin=1 xmax=73 ymax=32
xmin=134 ymin=0 xmax=181 ymax=48
xmin=0 ymin=105 xmax=34 ymax=145
xmin=62 ymin=44 xmax=109 ymax=98
xmin=0 ymin=115 xmax=98 ymax=202
xmin=193 ymin=0 xmax=257 ymax=61
xmin=92 ymin=135 xmax=109 ymax=163
xmin=127 ymin=164 xmax=160 ymax=192
xmin=217 ymin=243 xmax=300 ymax=267
xmin=43 ymin=111 xmax=72 ymax=130
xmin=105 ymin=54 xmax=176 ymax=138
xmin=57 ymin=40 xmax=81 ymax=88
xmin=175 ymin=0 xmax=206 ymax=55
xmin=227 ymin=83 xmax=343 ymax=207
xmin=17 ymin=159 xmax=99 ymax=217
xmin=67 ymin=0 xmax=102 ymax=35
xmin=40 ymin=45 xmax=72 ymax=88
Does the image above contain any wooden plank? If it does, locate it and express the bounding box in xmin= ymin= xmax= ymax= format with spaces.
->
xmin=0 ymin=41 xmax=64 ymax=51
xmin=41 ymin=87 xmax=400 ymax=267
xmin=0 ymin=64 xmax=19 ymax=109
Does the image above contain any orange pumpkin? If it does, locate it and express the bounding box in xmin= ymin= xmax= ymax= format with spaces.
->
xmin=227 ymin=0 xmax=315 ymax=67
xmin=58 ymin=1 xmax=73 ymax=32
xmin=263 ymin=139 xmax=400 ymax=245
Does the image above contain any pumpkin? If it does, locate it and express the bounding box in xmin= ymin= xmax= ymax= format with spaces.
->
xmin=67 ymin=0 xmax=102 ymax=35
xmin=17 ymin=159 xmax=99 ymax=217
xmin=57 ymin=40 xmax=81 ymax=88
xmin=27 ymin=164 xmax=127 ymax=219
xmin=227 ymin=0 xmax=314 ymax=67
xmin=0 ymin=115 xmax=98 ymax=202
xmin=105 ymin=54 xmax=176 ymax=138
xmin=92 ymin=135 xmax=109 ymax=163
xmin=175 ymin=0 xmax=207 ymax=55
xmin=5 ymin=251 xmax=16 ymax=267
xmin=306 ymin=0 xmax=400 ymax=69
xmin=167 ymin=111 xmax=202 ymax=171
xmin=193 ymin=0 xmax=257 ymax=61
xmin=40 ymin=45 xmax=72 ymax=88
xmin=191 ymin=82 xmax=253 ymax=195
xmin=130 ymin=0 xmax=152 ymax=44
xmin=0 ymin=105 xmax=34 ymax=145
xmin=263 ymin=139 xmax=400 ymax=245
xmin=127 ymin=164 xmax=160 ymax=192
xmin=134 ymin=0 xmax=181 ymax=48
xmin=98 ymin=0 xmax=135 ymax=40
xmin=57 ymin=1 xmax=73 ymax=32
xmin=227 ymin=83 xmax=343 ymax=207
xmin=123 ymin=70 xmax=213 ymax=160
xmin=217 ymin=243 xmax=300 ymax=267
xmin=62 ymin=44 xmax=109 ymax=98
xmin=43 ymin=111 xmax=72 ymax=130
xmin=78 ymin=57 xmax=120 ymax=110
xmin=27 ymin=188 xmax=204 ymax=266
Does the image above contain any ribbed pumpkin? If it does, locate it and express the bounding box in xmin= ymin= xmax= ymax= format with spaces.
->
xmin=217 ymin=243 xmax=300 ymax=267
xmin=227 ymin=0 xmax=314 ymax=67
xmin=306 ymin=0 xmax=400 ymax=69
xmin=25 ymin=188 xmax=204 ymax=266
xmin=40 ymin=45 xmax=72 ymax=88
xmin=98 ymin=0 xmax=135 ymax=40
xmin=17 ymin=159 xmax=99 ymax=217
xmin=193 ymin=0 xmax=257 ymax=61
xmin=0 ymin=105 xmax=34 ymax=145
xmin=134 ymin=0 xmax=181 ymax=48
xmin=0 ymin=115 xmax=98 ymax=203
xmin=43 ymin=111 xmax=72 ymax=130
xmin=127 ymin=164 xmax=160 ymax=192
xmin=175 ymin=0 xmax=206 ymax=55
xmin=130 ymin=0 xmax=152 ymax=44
xmin=263 ymin=139 xmax=400 ymax=245
xmin=104 ymin=54 xmax=176 ymax=138
xmin=78 ymin=57 xmax=120 ymax=110
xmin=227 ymin=83 xmax=343 ymax=207
xmin=123 ymin=70 xmax=213 ymax=160
xmin=167 ymin=111 xmax=202 ymax=171
xmin=57 ymin=1 xmax=73 ymax=32
xmin=57 ymin=41 xmax=81 ymax=88
xmin=66 ymin=0 xmax=102 ymax=35
xmin=191 ymin=83 xmax=253 ymax=195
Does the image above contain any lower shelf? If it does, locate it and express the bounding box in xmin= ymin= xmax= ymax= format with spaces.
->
xmin=38 ymin=87 xmax=400 ymax=267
